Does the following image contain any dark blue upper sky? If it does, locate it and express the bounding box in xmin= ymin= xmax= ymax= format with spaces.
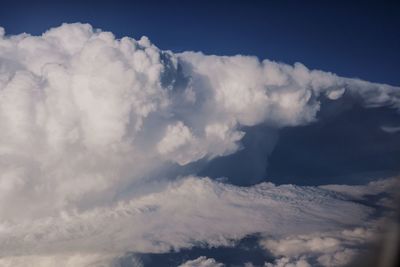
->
xmin=1 ymin=0 xmax=399 ymax=85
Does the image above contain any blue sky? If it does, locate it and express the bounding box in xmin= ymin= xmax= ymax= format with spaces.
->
xmin=1 ymin=0 xmax=400 ymax=85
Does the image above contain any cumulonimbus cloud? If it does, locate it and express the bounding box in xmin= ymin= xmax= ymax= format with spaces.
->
xmin=0 ymin=23 xmax=399 ymax=266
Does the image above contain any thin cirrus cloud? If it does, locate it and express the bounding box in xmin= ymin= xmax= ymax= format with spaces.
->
xmin=0 ymin=23 xmax=399 ymax=266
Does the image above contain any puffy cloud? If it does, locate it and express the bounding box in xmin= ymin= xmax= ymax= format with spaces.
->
xmin=260 ymin=217 xmax=400 ymax=267
xmin=261 ymin=229 xmax=367 ymax=267
xmin=326 ymin=88 xmax=345 ymax=100
xmin=0 ymin=23 xmax=399 ymax=266
xmin=1 ymin=23 xmax=399 ymax=221
xmin=178 ymin=256 xmax=224 ymax=267
xmin=260 ymin=178 xmax=400 ymax=267
xmin=265 ymin=257 xmax=311 ymax=267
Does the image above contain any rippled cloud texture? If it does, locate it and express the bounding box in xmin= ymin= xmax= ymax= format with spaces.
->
xmin=0 ymin=23 xmax=399 ymax=266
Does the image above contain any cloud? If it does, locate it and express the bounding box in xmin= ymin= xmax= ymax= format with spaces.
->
xmin=0 ymin=254 xmax=117 ymax=267
xmin=265 ymin=257 xmax=311 ymax=267
xmin=326 ymin=88 xmax=345 ymax=100
xmin=0 ymin=23 xmax=399 ymax=266
xmin=381 ymin=125 xmax=400 ymax=133
xmin=1 ymin=176 xmax=397 ymax=267
xmin=1 ymin=23 xmax=399 ymax=220
xmin=178 ymin=256 xmax=224 ymax=267
xmin=0 ymin=177 xmax=373 ymax=254
xmin=260 ymin=178 xmax=400 ymax=267
xmin=320 ymin=177 xmax=399 ymax=201
xmin=261 ymin=228 xmax=373 ymax=267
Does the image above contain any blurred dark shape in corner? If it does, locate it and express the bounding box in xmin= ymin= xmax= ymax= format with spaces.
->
xmin=348 ymin=185 xmax=400 ymax=267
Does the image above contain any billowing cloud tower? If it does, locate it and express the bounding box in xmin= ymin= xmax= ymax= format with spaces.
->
xmin=0 ymin=23 xmax=399 ymax=267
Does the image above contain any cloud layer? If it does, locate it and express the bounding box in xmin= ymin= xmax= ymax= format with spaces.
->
xmin=0 ymin=23 xmax=399 ymax=266
xmin=1 ymin=176 xmax=397 ymax=266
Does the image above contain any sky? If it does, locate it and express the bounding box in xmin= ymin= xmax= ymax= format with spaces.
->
xmin=1 ymin=0 xmax=400 ymax=85
xmin=0 ymin=1 xmax=399 ymax=267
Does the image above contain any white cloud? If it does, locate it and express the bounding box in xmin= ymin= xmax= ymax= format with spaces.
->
xmin=265 ymin=257 xmax=311 ymax=267
xmin=260 ymin=217 xmax=400 ymax=267
xmin=261 ymin=230 xmax=366 ymax=267
xmin=259 ymin=178 xmax=400 ymax=267
xmin=0 ymin=23 xmax=399 ymax=266
xmin=1 ymin=23 xmax=398 ymax=221
xmin=1 ymin=176 xmax=394 ymax=266
xmin=0 ymin=254 xmax=118 ymax=267
xmin=326 ymin=88 xmax=345 ymax=100
xmin=178 ymin=256 xmax=224 ymax=267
